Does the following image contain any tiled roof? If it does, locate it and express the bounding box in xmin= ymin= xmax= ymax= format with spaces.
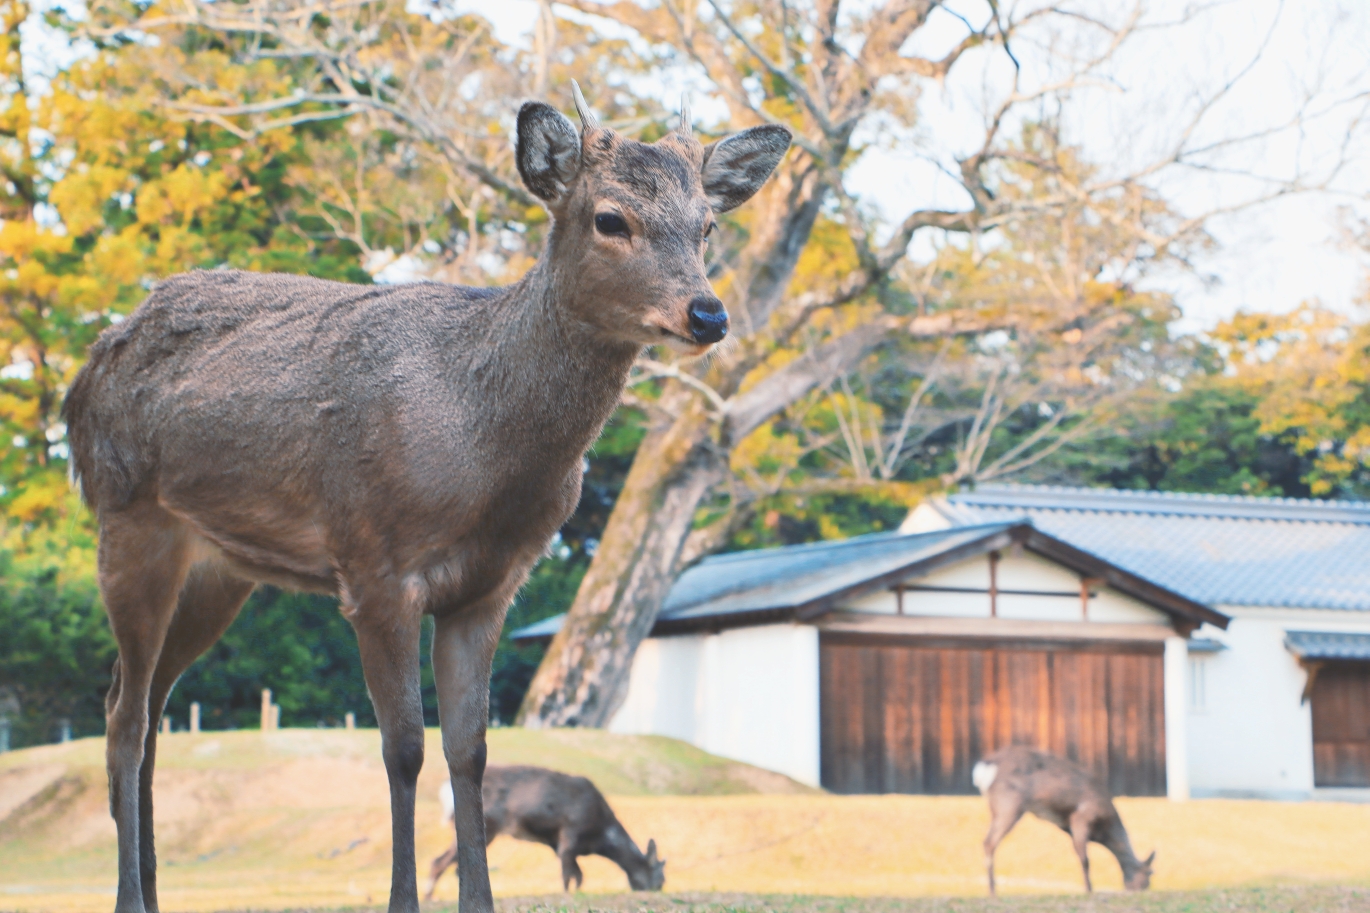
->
xmin=511 ymin=523 xmax=1017 ymax=641
xmin=660 ymin=522 xmax=1013 ymax=621
xmin=509 ymin=518 xmax=1227 ymax=641
xmin=1285 ymin=630 xmax=1370 ymax=661
xmin=932 ymin=485 xmax=1370 ymax=611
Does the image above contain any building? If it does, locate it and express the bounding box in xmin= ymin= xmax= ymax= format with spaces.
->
xmin=513 ymin=485 xmax=1370 ymax=800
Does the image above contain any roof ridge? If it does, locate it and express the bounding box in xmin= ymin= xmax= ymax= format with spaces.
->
xmin=971 ymin=482 xmax=1370 ymax=511
xmin=954 ymin=483 xmax=1370 ymax=523
xmin=696 ymin=520 xmax=1016 ymax=567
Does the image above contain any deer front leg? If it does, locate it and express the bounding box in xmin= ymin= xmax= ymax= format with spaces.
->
xmin=1069 ymin=813 xmax=1093 ymax=893
xmin=351 ymin=600 xmax=426 ymax=913
xmin=558 ymin=842 xmax=584 ymax=893
xmin=431 ymin=603 xmax=507 ymax=913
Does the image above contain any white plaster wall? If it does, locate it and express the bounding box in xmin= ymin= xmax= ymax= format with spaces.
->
xmin=609 ymin=624 xmax=821 ymax=786
xmin=1185 ymin=609 xmax=1370 ymax=798
xmin=608 ymin=635 xmax=704 ymax=743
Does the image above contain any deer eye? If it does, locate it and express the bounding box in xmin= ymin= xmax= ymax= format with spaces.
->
xmin=594 ymin=213 xmax=629 ymax=237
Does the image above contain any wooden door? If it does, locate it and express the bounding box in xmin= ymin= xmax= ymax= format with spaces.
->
xmin=1311 ymin=663 xmax=1370 ymax=787
xmin=819 ymin=635 xmax=1166 ymax=796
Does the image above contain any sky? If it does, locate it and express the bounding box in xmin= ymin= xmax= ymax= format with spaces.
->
xmin=473 ymin=0 xmax=1370 ymax=333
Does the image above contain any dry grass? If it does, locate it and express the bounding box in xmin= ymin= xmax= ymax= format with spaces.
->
xmin=2 ymin=731 xmax=1369 ymax=913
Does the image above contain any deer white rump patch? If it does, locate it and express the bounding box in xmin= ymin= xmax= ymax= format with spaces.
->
xmin=972 ymin=761 xmax=997 ymax=794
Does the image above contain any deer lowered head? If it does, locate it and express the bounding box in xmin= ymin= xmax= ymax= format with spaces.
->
xmin=623 ymin=838 xmax=666 ymax=891
xmin=1122 ymin=849 xmax=1156 ymax=891
xmin=516 ymin=83 xmax=791 ymax=355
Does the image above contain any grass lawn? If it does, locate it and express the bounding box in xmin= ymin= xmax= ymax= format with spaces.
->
xmin=210 ymin=887 xmax=1370 ymax=913
xmin=3 ymin=731 xmax=1369 ymax=912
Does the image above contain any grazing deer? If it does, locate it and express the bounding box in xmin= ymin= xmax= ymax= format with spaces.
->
xmin=973 ymin=745 xmax=1155 ymax=895
xmin=425 ymin=765 xmax=665 ymax=899
xmin=62 ymin=83 xmax=788 ymax=913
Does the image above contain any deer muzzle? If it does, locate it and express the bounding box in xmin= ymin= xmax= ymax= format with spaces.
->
xmin=687 ymin=295 xmax=728 ymax=344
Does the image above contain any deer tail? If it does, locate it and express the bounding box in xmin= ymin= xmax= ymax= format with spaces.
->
xmin=972 ymin=760 xmax=998 ymax=794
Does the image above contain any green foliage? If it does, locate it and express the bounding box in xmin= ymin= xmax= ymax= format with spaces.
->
xmin=163 ymin=588 xmax=375 ymax=731
xmin=0 ymin=511 xmax=111 ymax=747
xmin=1076 ymin=382 xmax=1313 ymax=497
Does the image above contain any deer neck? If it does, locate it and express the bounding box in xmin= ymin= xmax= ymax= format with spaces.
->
xmin=596 ymin=821 xmax=650 ymax=882
xmin=1100 ymin=821 xmax=1141 ymax=875
xmin=477 ymin=242 xmax=641 ymax=451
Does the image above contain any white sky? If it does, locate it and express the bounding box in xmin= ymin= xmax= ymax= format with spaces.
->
xmin=477 ymin=0 xmax=1370 ymax=332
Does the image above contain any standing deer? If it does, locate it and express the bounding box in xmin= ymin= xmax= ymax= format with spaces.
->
xmin=424 ymin=765 xmax=665 ymax=900
xmin=62 ymin=83 xmax=789 ymax=913
xmin=974 ymin=745 xmax=1155 ymax=895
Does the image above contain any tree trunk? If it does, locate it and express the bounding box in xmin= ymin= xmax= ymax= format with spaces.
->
xmin=517 ymin=393 xmax=723 ymax=727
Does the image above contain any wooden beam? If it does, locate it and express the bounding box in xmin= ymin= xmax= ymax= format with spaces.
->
xmin=816 ymin=610 xmax=1175 ymax=643
xmin=1300 ymin=660 xmax=1326 ymax=705
xmin=1079 ymin=577 xmax=1104 ymax=621
xmin=989 ymin=550 xmax=1000 ymax=618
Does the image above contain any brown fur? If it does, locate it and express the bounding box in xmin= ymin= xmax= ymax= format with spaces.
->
xmin=424 ymin=765 xmax=665 ymax=899
xmin=975 ymin=745 xmax=1155 ymax=895
xmin=62 ymin=88 xmax=787 ymax=913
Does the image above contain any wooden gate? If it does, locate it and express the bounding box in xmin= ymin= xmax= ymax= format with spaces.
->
xmin=1311 ymin=663 xmax=1370 ymax=787
xmin=819 ymin=635 xmax=1166 ymax=796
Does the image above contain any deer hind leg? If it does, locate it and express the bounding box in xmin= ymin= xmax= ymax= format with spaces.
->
xmin=1069 ymin=813 xmax=1093 ymax=893
xmin=424 ymin=840 xmax=459 ymax=902
xmin=137 ymin=564 xmax=255 ymax=913
xmin=983 ymin=795 xmax=1025 ymax=898
xmin=431 ymin=599 xmax=510 ymax=913
xmin=98 ymin=505 xmax=194 ymax=913
xmin=349 ymin=590 xmax=426 ymax=913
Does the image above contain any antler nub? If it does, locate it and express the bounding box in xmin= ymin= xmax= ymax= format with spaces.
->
xmin=571 ymin=80 xmax=598 ymax=130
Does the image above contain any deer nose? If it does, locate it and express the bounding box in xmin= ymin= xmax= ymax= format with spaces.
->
xmin=688 ymin=296 xmax=728 ymax=344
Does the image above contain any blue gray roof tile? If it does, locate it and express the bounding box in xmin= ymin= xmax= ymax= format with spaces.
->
xmin=935 ymin=485 xmax=1370 ymax=611
xmin=1285 ymin=630 xmax=1370 ymax=661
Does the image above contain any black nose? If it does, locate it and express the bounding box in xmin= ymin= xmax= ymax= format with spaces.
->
xmin=688 ymin=296 xmax=729 ymax=344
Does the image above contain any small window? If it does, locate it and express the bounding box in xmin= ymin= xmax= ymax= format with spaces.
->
xmin=1188 ymin=656 xmax=1207 ymax=713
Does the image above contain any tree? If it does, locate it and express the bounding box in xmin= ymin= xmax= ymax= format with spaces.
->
xmin=516 ymin=0 xmax=1347 ymax=727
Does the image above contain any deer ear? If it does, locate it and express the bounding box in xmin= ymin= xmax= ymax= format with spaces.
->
xmin=701 ymin=124 xmax=791 ymax=212
xmin=1144 ymin=851 xmax=1156 ymax=867
xmin=645 ymin=838 xmax=658 ymax=862
xmin=516 ymin=101 xmax=582 ymax=204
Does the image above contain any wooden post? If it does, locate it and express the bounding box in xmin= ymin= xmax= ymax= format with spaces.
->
xmin=988 ymin=551 xmax=1000 ymax=617
xmin=344 ymin=712 xmax=356 ymax=731
xmin=272 ymin=704 xmax=281 ymax=731
xmin=160 ymin=716 xmax=171 ymax=735
xmin=189 ymin=702 xmax=201 ymax=734
xmin=261 ymin=689 xmax=273 ymax=731
xmin=894 ymin=584 xmax=905 ymax=616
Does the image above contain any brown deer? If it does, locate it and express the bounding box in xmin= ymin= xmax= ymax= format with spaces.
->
xmin=424 ymin=765 xmax=665 ymax=899
xmin=61 ymin=83 xmax=788 ymax=913
xmin=974 ymin=745 xmax=1155 ymax=895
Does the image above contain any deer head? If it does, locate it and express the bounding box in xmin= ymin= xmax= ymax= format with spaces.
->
xmin=516 ymin=83 xmax=791 ymax=355
xmin=1126 ymin=850 xmax=1156 ymax=890
xmin=625 ymin=837 xmax=666 ymax=891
